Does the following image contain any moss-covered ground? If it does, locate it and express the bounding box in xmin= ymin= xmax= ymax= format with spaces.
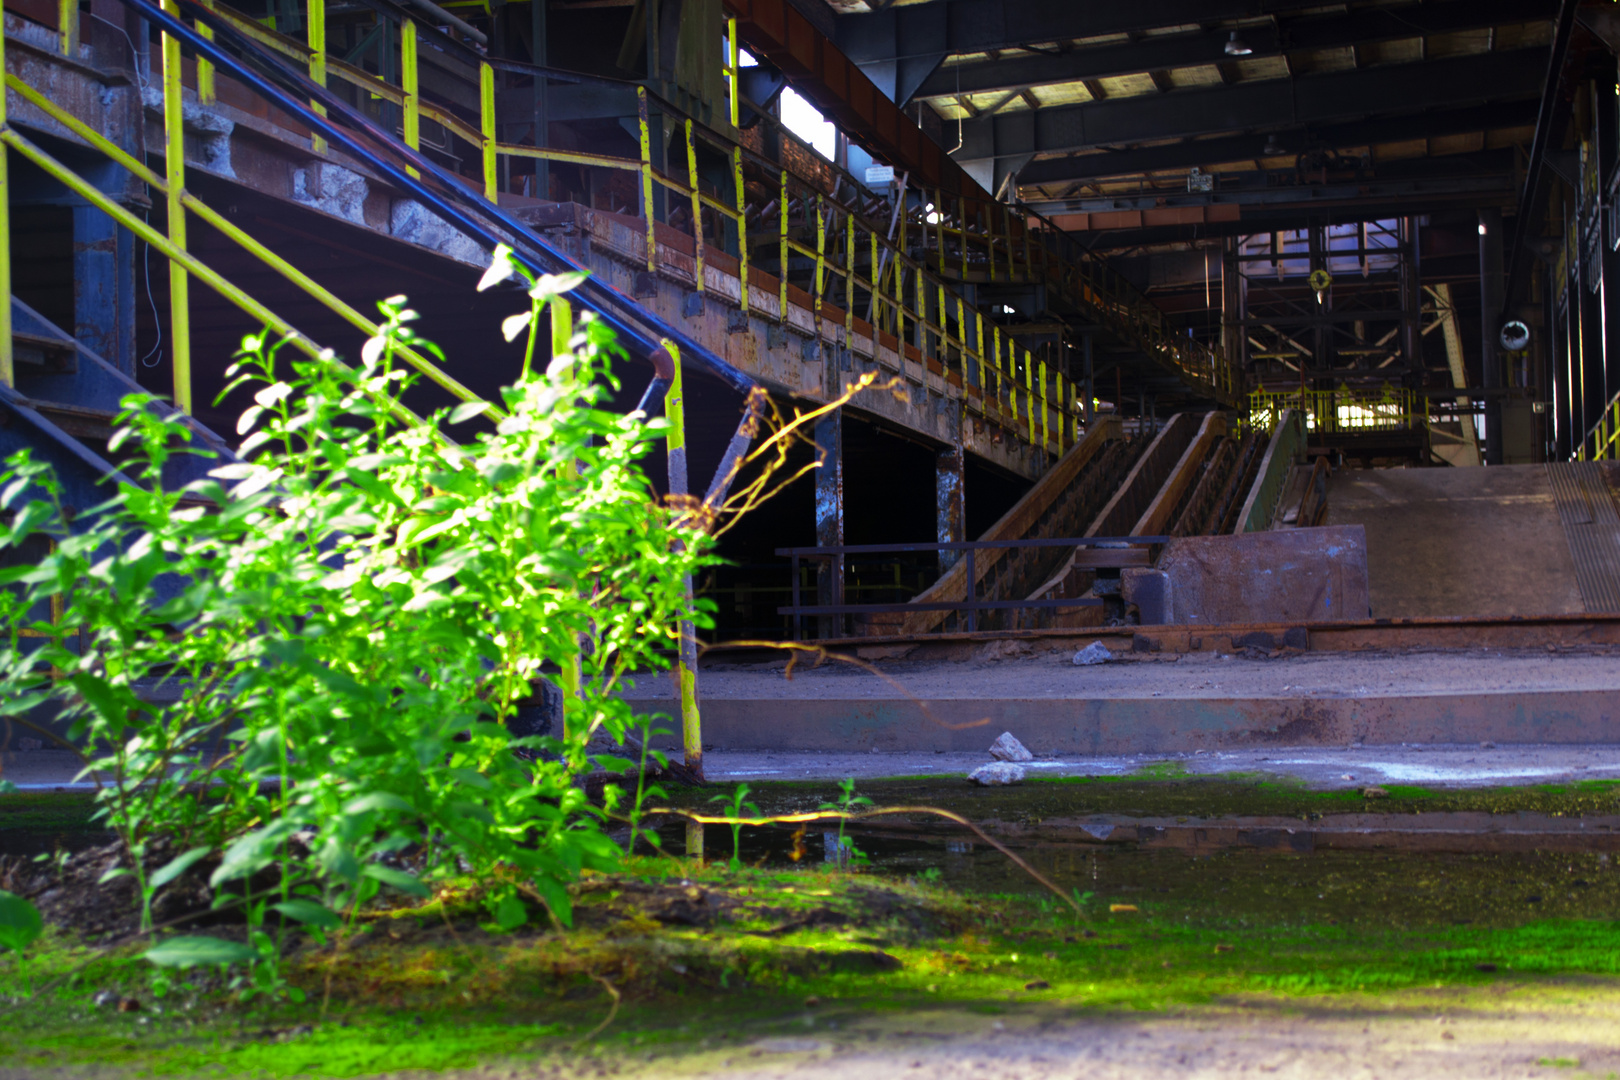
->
xmin=4 ymin=774 xmax=1620 ymax=1077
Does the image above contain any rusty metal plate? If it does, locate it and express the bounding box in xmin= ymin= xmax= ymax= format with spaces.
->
xmin=1150 ymin=525 xmax=1371 ymax=625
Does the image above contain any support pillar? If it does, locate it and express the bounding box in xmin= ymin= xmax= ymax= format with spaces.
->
xmin=72 ymin=204 xmax=135 ymax=372
xmin=936 ymin=442 xmax=964 ymax=572
xmin=1480 ymin=206 xmax=1505 ymax=464
xmin=814 ymin=408 xmax=844 ymax=639
xmin=1081 ymin=332 xmax=1093 ymax=424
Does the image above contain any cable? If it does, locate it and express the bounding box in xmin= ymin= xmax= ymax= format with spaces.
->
xmin=85 ymin=10 xmax=148 ymax=90
xmin=139 ymin=210 xmax=163 ymax=368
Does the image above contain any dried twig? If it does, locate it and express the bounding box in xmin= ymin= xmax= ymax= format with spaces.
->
xmin=647 ymin=806 xmax=1089 ymax=924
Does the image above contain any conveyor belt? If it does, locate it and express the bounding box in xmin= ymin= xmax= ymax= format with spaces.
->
xmin=1547 ymin=461 xmax=1620 ymax=613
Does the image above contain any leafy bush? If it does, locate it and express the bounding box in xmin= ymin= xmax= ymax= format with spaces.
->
xmin=0 ymin=268 xmax=713 ymax=991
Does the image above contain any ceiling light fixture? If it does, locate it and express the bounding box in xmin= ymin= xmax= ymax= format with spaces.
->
xmin=1262 ymin=133 xmax=1283 ymax=155
xmin=1225 ymin=30 xmax=1253 ymax=57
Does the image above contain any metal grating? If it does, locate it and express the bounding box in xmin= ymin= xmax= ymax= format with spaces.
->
xmin=1547 ymin=462 xmax=1620 ymax=613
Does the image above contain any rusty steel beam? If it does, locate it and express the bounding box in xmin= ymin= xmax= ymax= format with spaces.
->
xmin=756 ymin=612 xmax=1620 ymax=656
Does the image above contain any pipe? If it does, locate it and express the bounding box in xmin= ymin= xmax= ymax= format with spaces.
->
xmin=396 ymin=0 xmax=485 ymax=47
xmin=145 ymin=0 xmax=757 ymax=396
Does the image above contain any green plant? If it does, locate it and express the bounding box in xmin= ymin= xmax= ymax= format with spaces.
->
xmin=819 ymin=778 xmax=873 ymax=867
xmin=0 ymin=889 xmax=44 ymax=997
xmin=708 ymin=783 xmax=761 ymax=870
xmin=0 ymin=260 xmax=715 ymax=991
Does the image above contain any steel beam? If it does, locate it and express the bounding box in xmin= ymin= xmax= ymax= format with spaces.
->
xmin=814 ymin=408 xmax=845 ymax=639
xmin=957 ymin=49 xmax=1546 ymax=167
xmin=1018 ymin=103 xmax=1540 ymax=185
xmin=838 ymin=0 xmax=1343 ymax=66
xmin=1504 ymin=0 xmax=1581 ymax=329
xmin=914 ymin=0 xmax=1556 ymax=100
xmin=936 ymin=442 xmax=965 ymax=572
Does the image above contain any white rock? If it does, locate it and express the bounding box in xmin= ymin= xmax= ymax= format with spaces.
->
xmin=1072 ymin=641 xmax=1113 ymax=665
xmin=968 ymin=762 xmax=1026 ymax=786
xmin=988 ymin=731 xmax=1034 ymax=762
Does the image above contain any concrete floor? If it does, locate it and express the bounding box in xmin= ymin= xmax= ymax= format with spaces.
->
xmin=10 ymin=741 xmax=1620 ymax=793
xmin=625 ymin=647 xmax=1620 ymax=753
xmin=1324 ymin=465 xmax=1584 ymax=619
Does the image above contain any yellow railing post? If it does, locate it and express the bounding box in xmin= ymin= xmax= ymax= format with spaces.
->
xmin=637 ymin=86 xmax=656 ymax=272
xmin=0 ymin=12 xmax=10 ymax=388
xmin=974 ymin=299 xmax=985 ymax=394
xmin=479 ymin=61 xmax=497 ymax=202
xmin=733 ymin=146 xmax=747 ymax=313
xmin=726 ymin=16 xmax=740 ymax=129
xmin=684 ymin=118 xmax=703 ymax=292
xmin=161 ymin=0 xmax=192 ymax=414
xmin=659 ymin=337 xmax=702 ymax=785
xmin=813 ymin=195 xmax=826 ymax=333
xmin=844 ymin=210 xmax=854 ymax=342
xmin=869 ymin=227 xmax=879 ymax=331
xmin=401 ymin=18 xmax=420 ymax=178
xmin=777 ymin=169 xmax=788 ymax=321
xmin=1039 ymin=360 xmax=1049 ymax=451
xmin=57 ymin=0 xmax=76 ymax=54
xmin=197 ymin=0 xmax=216 ymax=105
xmin=306 ymin=0 xmax=326 ymax=154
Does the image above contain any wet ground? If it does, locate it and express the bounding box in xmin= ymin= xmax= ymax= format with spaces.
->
xmin=13 ymin=742 xmax=1620 ymax=790
xmin=8 ymin=759 xmax=1620 ymax=1078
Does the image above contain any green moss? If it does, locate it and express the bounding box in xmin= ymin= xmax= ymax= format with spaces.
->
xmin=683 ymin=775 xmax=1620 ymax=824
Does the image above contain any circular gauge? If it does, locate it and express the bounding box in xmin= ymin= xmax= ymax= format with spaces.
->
xmin=1499 ymin=320 xmax=1530 ymax=352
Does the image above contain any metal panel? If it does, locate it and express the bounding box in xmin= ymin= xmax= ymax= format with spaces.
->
xmin=957 ymin=49 xmax=1546 ymax=163
xmin=1142 ymin=524 xmax=1371 ymax=625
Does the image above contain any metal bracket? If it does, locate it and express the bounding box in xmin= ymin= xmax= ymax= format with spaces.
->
xmin=682 ymin=292 xmax=703 ymax=319
xmin=727 ymin=308 xmax=749 ymax=334
xmin=801 ymin=337 xmax=821 ymax=363
xmin=766 ymin=324 xmax=789 ymax=350
xmin=632 ymin=271 xmax=658 ymax=299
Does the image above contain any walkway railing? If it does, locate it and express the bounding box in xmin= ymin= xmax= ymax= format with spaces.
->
xmin=1244 ymin=386 xmax=1428 ymax=437
xmin=6 ymin=0 xmax=1237 ymax=456
xmin=1577 ymin=388 xmax=1620 ymax=461
xmin=776 ymin=536 xmax=1165 ymax=639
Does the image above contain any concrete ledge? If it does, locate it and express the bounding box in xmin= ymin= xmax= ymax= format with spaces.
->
xmin=627 ymin=689 xmax=1620 ymax=755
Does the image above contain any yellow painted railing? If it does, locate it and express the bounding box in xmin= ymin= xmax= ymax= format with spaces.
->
xmin=5 ymin=0 xmax=1236 ymax=460
xmin=0 ymin=10 xmax=496 ymax=425
xmin=1244 ymin=386 xmax=1428 ymax=437
xmin=1577 ymin=390 xmax=1620 ymax=461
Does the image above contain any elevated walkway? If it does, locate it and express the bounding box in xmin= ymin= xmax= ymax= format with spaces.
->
xmin=2 ymin=0 xmax=1235 ymax=482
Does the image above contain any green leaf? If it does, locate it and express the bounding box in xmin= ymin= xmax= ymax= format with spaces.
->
xmin=492 ymin=894 xmax=527 ymax=932
xmin=0 ymin=890 xmax=44 ymax=953
xmin=361 ymin=864 xmax=431 ymax=898
xmin=477 ymin=244 xmax=519 ymax=292
xmin=142 ymin=936 xmax=256 ymax=969
xmin=448 ymin=400 xmax=489 ymax=425
xmin=148 ymin=846 xmax=211 ymax=892
xmin=529 ymin=270 xmax=588 ymax=300
xmin=501 ymin=312 xmax=533 ymax=343
xmin=270 ymin=899 xmax=341 ymax=930
xmin=343 ymin=792 xmax=413 ymax=816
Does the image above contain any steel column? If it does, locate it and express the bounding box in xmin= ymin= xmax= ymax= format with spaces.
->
xmin=936 ymin=442 xmax=964 ymax=572
xmin=72 ymin=204 xmax=135 ymax=372
xmin=814 ymin=408 xmax=845 ymax=639
xmin=1480 ymin=206 xmax=1505 ymax=464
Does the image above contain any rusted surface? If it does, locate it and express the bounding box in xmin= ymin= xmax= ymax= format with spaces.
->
xmin=891 ymin=418 xmax=1123 ymax=636
xmin=748 ymin=610 xmax=1620 ymax=658
xmin=1141 ymin=525 xmax=1371 ymax=626
xmin=1132 ymin=411 xmax=1226 ymax=536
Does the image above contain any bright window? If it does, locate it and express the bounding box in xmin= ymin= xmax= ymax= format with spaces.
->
xmin=780 ymin=86 xmax=836 ymax=160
